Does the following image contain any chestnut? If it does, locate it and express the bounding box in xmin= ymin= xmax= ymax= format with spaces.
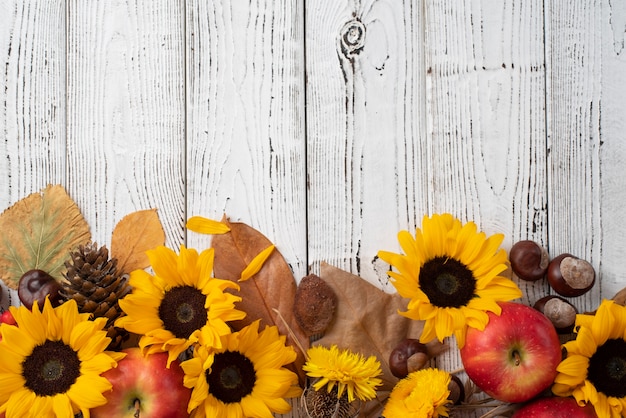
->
xmin=509 ymin=240 xmax=549 ymax=281
xmin=447 ymin=374 xmax=465 ymax=405
xmin=533 ymin=295 xmax=578 ymax=333
xmin=389 ymin=338 xmax=429 ymax=378
xmin=18 ymin=269 xmax=63 ymax=310
xmin=547 ymin=254 xmax=595 ymax=297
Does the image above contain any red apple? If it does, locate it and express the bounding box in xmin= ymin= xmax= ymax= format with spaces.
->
xmin=512 ymin=396 xmax=598 ymax=417
xmin=460 ymin=301 xmax=562 ymax=403
xmin=91 ymin=348 xmax=191 ymax=418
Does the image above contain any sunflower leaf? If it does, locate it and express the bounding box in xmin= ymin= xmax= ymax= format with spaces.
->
xmin=110 ymin=209 xmax=166 ymax=275
xmin=314 ymin=263 xmax=447 ymax=417
xmin=211 ymin=217 xmax=309 ymax=386
xmin=0 ymin=184 xmax=91 ymax=289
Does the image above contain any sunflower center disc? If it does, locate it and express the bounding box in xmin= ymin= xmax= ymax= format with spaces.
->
xmin=419 ymin=257 xmax=476 ymax=308
xmin=208 ymin=351 xmax=257 ymax=403
xmin=435 ymin=273 xmax=459 ymax=295
xmin=159 ymin=286 xmax=208 ymax=338
xmin=22 ymin=340 xmax=81 ymax=396
xmin=588 ymin=338 xmax=626 ymax=398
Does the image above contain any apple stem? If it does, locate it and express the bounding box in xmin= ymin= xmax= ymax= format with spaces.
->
xmin=512 ymin=350 xmax=521 ymax=366
xmin=134 ymin=398 xmax=141 ymax=418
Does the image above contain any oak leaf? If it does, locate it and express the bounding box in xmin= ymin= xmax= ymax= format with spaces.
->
xmin=314 ymin=262 xmax=447 ymax=417
xmin=211 ymin=217 xmax=309 ymax=385
xmin=110 ymin=209 xmax=165 ymax=275
xmin=0 ymin=184 xmax=91 ymax=289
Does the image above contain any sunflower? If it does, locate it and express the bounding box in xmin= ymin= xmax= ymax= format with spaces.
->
xmin=180 ymin=320 xmax=301 ymax=418
xmin=552 ymin=299 xmax=626 ymax=418
xmin=378 ymin=213 xmax=522 ymax=347
xmin=115 ymin=245 xmax=246 ymax=366
xmin=303 ymin=345 xmax=382 ymax=403
xmin=383 ymin=368 xmax=451 ymax=418
xmin=0 ymin=298 xmax=124 ymax=418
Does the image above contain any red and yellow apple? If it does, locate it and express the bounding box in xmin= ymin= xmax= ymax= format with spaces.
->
xmin=460 ymin=301 xmax=562 ymax=403
xmin=512 ymin=396 xmax=598 ymax=417
xmin=91 ymin=348 xmax=192 ymax=418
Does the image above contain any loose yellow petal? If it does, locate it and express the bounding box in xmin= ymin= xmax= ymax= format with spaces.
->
xmin=240 ymin=244 xmax=275 ymax=281
xmin=186 ymin=216 xmax=231 ymax=234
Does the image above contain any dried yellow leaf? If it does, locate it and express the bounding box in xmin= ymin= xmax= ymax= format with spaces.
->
xmin=110 ymin=209 xmax=165 ymax=275
xmin=0 ymin=184 xmax=91 ymax=289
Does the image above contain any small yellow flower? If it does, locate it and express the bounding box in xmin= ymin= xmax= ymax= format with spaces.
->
xmin=116 ymin=245 xmax=246 ymax=366
xmin=0 ymin=299 xmax=124 ymax=418
xmin=552 ymin=299 xmax=626 ymax=418
xmin=303 ymin=345 xmax=383 ymax=402
xmin=181 ymin=320 xmax=301 ymax=418
xmin=378 ymin=213 xmax=522 ymax=347
xmin=383 ymin=368 xmax=451 ymax=418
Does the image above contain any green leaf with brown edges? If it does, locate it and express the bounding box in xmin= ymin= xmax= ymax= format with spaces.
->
xmin=0 ymin=184 xmax=91 ymax=289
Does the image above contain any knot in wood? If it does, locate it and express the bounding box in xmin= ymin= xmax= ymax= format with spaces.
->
xmin=340 ymin=19 xmax=365 ymax=57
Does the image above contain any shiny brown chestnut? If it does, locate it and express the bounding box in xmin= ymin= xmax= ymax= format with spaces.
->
xmin=18 ymin=269 xmax=63 ymax=310
xmin=533 ymin=295 xmax=578 ymax=333
xmin=509 ymin=240 xmax=549 ymax=281
xmin=547 ymin=254 xmax=595 ymax=297
xmin=448 ymin=374 xmax=465 ymax=405
xmin=389 ymin=338 xmax=430 ymax=378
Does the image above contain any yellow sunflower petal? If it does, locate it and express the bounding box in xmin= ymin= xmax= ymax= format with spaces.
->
xmin=240 ymin=245 xmax=275 ymax=282
xmin=186 ymin=216 xmax=231 ymax=234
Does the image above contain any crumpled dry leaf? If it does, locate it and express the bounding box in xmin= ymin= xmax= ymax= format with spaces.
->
xmin=110 ymin=209 xmax=165 ymax=275
xmin=211 ymin=217 xmax=309 ymax=386
xmin=315 ymin=262 xmax=447 ymax=417
xmin=0 ymin=184 xmax=91 ymax=289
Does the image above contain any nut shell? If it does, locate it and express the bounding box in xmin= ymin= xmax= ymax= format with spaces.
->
xmin=293 ymin=274 xmax=337 ymax=336
xmin=509 ymin=240 xmax=549 ymax=281
xmin=547 ymin=254 xmax=595 ymax=297
xmin=533 ymin=295 xmax=578 ymax=333
xmin=389 ymin=338 xmax=429 ymax=378
xmin=18 ymin=269 xmax=62 ymax=310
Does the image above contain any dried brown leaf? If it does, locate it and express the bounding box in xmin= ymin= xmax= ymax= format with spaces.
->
xmin=0 ymin=184 xmax=91 ymax=289
xmin=315 ymin=263 xmax=447 ymax=418
xmin=110 ymin=209 xmax=165 ymax=275
xmin=211 ymin=217 xmax=309 ymax=386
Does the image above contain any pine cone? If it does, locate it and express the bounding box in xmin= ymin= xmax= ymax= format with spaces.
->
xmin=61 ymin=243 xmax=130 ymax=350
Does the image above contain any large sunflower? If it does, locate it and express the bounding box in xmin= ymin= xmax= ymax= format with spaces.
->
xmin=378 ymin=213 xmax=522 ymax=347
xmin=181 ymin=320 xmax=301 ymax=418
xmin=0 ymin=298 xmax=124 ymax=418
xmin=303 ymin=345 xmax=382 ymax=402
xmin=116 ymin=245 xmax=246 ymax=366
xmin=553 ymin=299 xmax=626 ymax=418
xmin=383 ymin=368 xmax=451 ymax=418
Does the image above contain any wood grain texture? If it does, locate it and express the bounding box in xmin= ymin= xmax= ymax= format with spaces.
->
xmin=185 ymin=0 xmax=307 ymax=280
xmin=545 ymin=0 xmax=604 ymax=313
xmin=306 ymin=0 xmax=427 ymax=292
xmin=0 ymin=0 xmax=66 ymax=208
xmin=66 ymin=0 xmax=186 ymax=249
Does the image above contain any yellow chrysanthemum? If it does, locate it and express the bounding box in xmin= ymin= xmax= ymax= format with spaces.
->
xmin=0 ymin=298 xmax=124 ymax=418
xmin=303 ymin=345 xmax=383 ymax=403
xmin=181 ymin=320 xmax=302 ymax=418
xmin=115 ymin=245 xmax=246 ymax=366
xmin=378 ymin=213 xmax=522 ymax=347
xmin=552 ymin=299 xmax=626 ymax=418
xmin=383 ymin=368 xmax=451 ymax=418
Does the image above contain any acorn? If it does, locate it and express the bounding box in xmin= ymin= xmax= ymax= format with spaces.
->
xmin=533 ymin=295 xmax=578 ymax=333
xmin=18 ymin=269 xmax=62 ymax=310
xmin=509 ymin=240 xmax=549 ymax=281
xmin=389 ymin=338 xmax=430 ymax=378
xmin=547 ymin=254 xmax=595 ymax=297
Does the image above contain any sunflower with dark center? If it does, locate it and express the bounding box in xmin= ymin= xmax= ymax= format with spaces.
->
xmin=553 ymin=299 xmax=626 ymax=418
xmin=181 ymin=320 xmax=302 ymax=418
xmin=0 ymin=298 xmax=124 ymax=418
xmin=116 ymin=245 xmax=246 ymax=366
xmin=378 ymin=213 xmax=522 ymax=347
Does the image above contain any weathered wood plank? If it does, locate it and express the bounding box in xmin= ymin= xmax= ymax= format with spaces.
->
xmin=66 ymin=0 xmax=186 ymax=248
xmin=0 ymin=0 xmax=66 ymax=309
xmin=185 ymin=0 xmax=307 ymax=280
xmin=0 ymin=0 xmax=66 ymax=207
xmin=306 ymin=0 xmax=428 ymax=292
xmin=424 ymin=1 xmax=548 ymax=413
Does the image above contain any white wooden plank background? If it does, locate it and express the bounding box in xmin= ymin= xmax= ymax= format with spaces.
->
xmin=1 ymin=1 xmax=626 ymax=417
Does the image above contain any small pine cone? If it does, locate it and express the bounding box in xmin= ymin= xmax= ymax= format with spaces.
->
xmin=61 ymin=242 xmax=131 ymax=350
